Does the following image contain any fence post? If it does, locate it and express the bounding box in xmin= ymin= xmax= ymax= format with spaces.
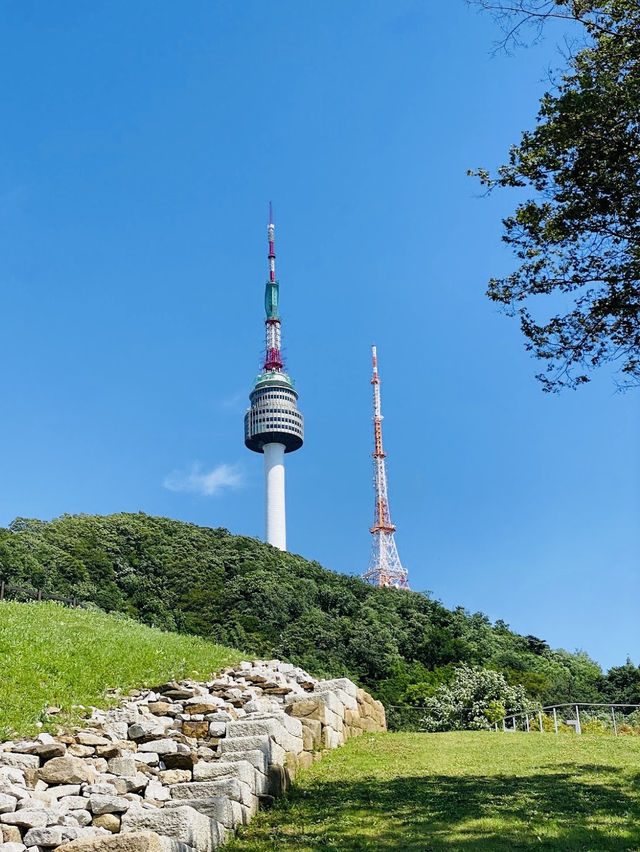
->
xmin=512 ymin=716 xmax=517 ymax=732
xmin=553 ymin=707 xmax=558 ymax=734
xmin=575 ymin=705 xmax=581 ymax=735
xmin=525 ymin=714 xmax=530 ymax=733
xmin=538 ymin=711 xmax=543 ymax=733
xmin=502 ymin=719 xmax=506 ymax=732
xmin=37 ymin=588 xmax=42 ymax=602
xmin=0 ymin=580 xmax=4 ymax=601
xmin=611 ymin=707 xmax=618 ymax=736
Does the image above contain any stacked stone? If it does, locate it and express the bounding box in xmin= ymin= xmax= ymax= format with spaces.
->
xmin=0 ymin=660 xmax=385 ymax=852
xmin=283 ymin=678 xmax=386 ymax=750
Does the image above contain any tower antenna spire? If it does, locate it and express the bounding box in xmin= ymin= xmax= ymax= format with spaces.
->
xmin=363 ymin=345 xmax=409 ymax=590
xmin=263 ymin=203 xmax=282 ymax=371
xmin=268 ymin=202 xmax=276 ymax=283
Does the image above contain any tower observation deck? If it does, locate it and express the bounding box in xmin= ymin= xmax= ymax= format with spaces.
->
xmin=244 ymin=207 xmax=304 ymax=550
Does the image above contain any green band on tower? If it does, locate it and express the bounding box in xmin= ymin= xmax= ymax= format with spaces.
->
xmin=265 ymin=280 xmax=279 ymax=319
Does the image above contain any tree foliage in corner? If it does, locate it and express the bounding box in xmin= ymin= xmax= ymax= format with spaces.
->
xmin=470 ymin=1 xmax=640 ymax=390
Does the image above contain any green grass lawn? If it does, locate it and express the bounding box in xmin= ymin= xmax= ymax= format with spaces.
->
xmin=0 ymin=601 xmax=241 ymax=738
xmin=227 ymin=731 xmax=640 ymax=851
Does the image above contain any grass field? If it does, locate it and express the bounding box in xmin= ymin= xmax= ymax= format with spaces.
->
xmin=227 ymin=731 xmax=640 ymax=851
xmin=0 ymin=601 xmax=240 ymax=738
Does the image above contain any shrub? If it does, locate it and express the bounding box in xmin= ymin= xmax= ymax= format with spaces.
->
xmin=420 ymin=665 xmax=536 ymax=731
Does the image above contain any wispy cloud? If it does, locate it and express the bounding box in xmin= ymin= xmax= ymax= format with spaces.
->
xmin=163 ymin=463 xmax=244 ymax=497
xmin=219 ymin=390 xmax=246 ymax=411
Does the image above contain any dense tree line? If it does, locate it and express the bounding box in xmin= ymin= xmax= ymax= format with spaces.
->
xmin=0 ymin=513 xmax=635 ymax=717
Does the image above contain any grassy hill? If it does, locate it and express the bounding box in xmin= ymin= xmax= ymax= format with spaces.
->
xmin=0 ymin=601 xmax=240 ymax=739
xmin=226 ymin=731 xmax=640 ymax=851
xmin=0 ymin=512 xmax=636 ymax=715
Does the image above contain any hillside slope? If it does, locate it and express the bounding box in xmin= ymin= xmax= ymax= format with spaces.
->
xmin=0 ymin=513 xmax=634 ymax=710
xmin=0 ymin=600 xmax=240 ymax=738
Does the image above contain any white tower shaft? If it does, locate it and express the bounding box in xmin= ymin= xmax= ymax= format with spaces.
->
xmin=264 ymin=442 xmax=286 ymax=550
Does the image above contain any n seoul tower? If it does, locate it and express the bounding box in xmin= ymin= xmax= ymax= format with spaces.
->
xmin=244 ymin=207 xmax=304 ymax=551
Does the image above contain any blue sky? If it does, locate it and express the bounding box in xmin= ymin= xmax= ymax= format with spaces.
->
xmin=0 ymin=1 xmax=637 ymax=671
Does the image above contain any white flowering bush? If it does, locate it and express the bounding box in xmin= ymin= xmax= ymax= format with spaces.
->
xmin=420 ymin=664 xmax=535 ymax=731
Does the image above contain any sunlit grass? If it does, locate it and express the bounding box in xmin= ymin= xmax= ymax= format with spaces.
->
xmin=0 ymin=601 xmax=241 ymax=738
xmin=227 ymin=731 xmax=640 ymax=851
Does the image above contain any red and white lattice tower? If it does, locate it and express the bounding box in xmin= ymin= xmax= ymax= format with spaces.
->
xmin=362 ymin=346 xmax=409 ymax=590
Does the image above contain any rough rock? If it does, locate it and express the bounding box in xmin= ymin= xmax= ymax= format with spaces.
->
xmin=1 ymin=842 xmax=26 ymax=852
xmin=39 ymin=758 xmax=97 ymax=786
xmin=163 ymin=797 xmax=239 ymax=830
xmin=0 ymin=793 xmax=17 ymax=814
xmin=1 ymin=809 xmax=49 ymax=829
xmin=23 ymin=827 xmax=64 ymax=847
xmin=1 ymin=824 xmax=23 ymax=842
xmin=0 ymin=754 xmax=40 ymax=771
xmin=107 ymin=759 xmax=138 ymax=778
xmin=91 ymin=814 xmax=121 ymax=833
xmin=171 ymin=779 xmax=255 ymax=810
xmin=137 ymin=741 xmax=177 ymax=756
xmin=158 ymin=771 xmax=191 ymax=786
xmin=88 ymin=795 xmax=130 ymax=815
xmin=121 ymin=805 xmax=224 ymax=852
xmin=56 ymin=830 xmax=195 ymax=852
xmin=191 ymin=761 xmax=255 ymax=789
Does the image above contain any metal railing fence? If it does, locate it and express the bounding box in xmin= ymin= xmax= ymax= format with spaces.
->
xmin=384 ymin=702 xmax=640 ymax=735
xmin=497 ymin=703 xmax=640 ymax=736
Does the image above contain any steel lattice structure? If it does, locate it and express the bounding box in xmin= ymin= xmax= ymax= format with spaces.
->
xmin=362 ymin=346 xmax=409 ymax=590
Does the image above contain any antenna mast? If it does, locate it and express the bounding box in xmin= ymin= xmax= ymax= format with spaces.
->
xmin=264 ymin=202 xmax=283 ymax=371
xmin=363 ymin=346 xmax=409 ymax=590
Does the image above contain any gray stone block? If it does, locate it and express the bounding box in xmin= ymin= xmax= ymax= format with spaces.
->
xmin=218 ymin=735 xmax=270 ymax=759
xmin=48 ymin=786 xmax=82 ymax=800
xmin=315 ymin=678 xmax=358 ymax=699
xmin=137 ymin=740 xmax=177 ymax=756
xmin=164 ymin=797 xmax=239 ymax=830
xmin=88 ymin=795 xmax=130 ymax=815
xmin=215 ymin=750 xmax=267 ymax=774
xmin=0 ymin=793 xmax=17 ymax=814
xmin=107 ymin=758 xmax=138 ymax=778
xmin=56 ymin=829 xmax=197 ymax=852
xmin=171 ymin=779 xmax=255 ymax=810
xmin=0 ymin=754 xmax=40 ymax=771
xmin=207 ymin=723 xmax=226 ymax=738
xmin=22 ymin=827 xmax=63 ymax=847
xmin=225 ymin=719 xmax=303 ymax=754
xmin=1 ymin=809 xmax=48 ymax=829
xmin=192 ymin=761 xmax=254 ymax=788
xmin=121 ymin=805 xmax=224 ymax=852
xmin=58 ymin=796 xmax=89 ymax=812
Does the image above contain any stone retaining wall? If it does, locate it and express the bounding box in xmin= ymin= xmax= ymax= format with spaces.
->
xmin=0 ymin=660 xmax=385 ymax=852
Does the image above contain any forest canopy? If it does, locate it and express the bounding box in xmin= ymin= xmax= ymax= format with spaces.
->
xmin=0 ymin=513 xmax=634 ymax=717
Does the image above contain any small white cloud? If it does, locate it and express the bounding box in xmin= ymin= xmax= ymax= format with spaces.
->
xmin=219 ymin=391 xmax=246 ymax=411
xmin=163 ymin=463 xmax=244 ymax=497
